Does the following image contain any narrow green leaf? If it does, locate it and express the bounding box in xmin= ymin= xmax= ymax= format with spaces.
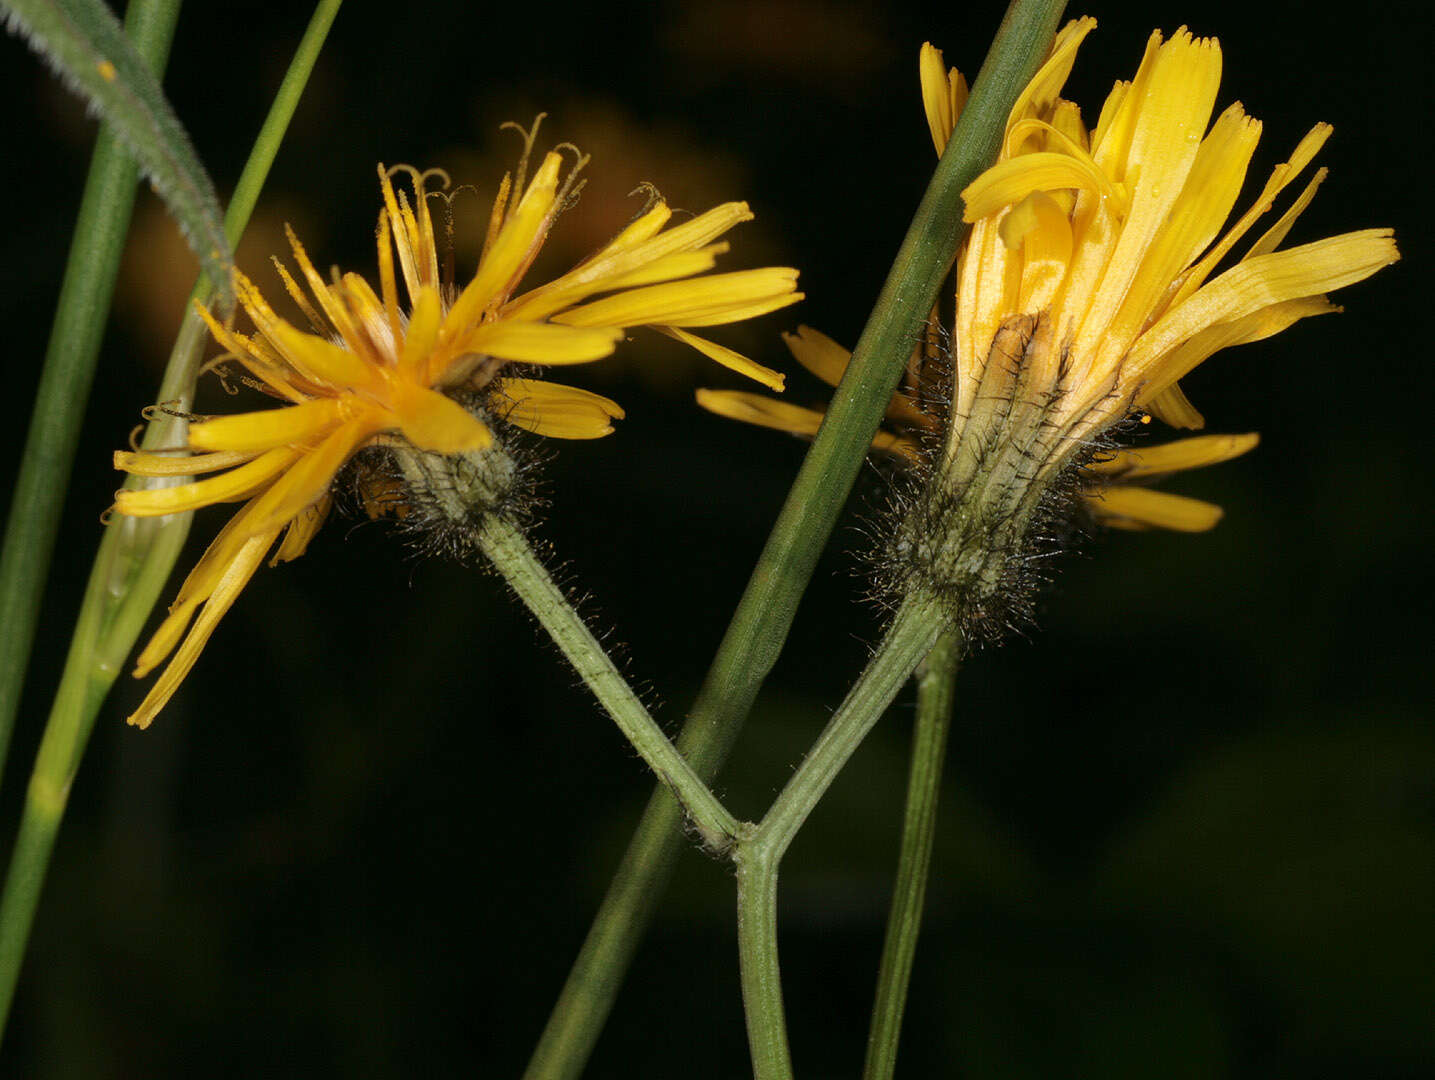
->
xmin=2 ymin=0 xmax=234 ymax=306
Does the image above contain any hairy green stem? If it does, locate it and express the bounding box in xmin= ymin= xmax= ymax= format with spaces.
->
xmin=0 ymin=0 xmax=343 ymax=1038
xmin=736 ymin=595 xmax=952 ymax=1078
xmin=863 ymin=629 xmax=961 ymax=1080
xmin=524 ymin=1 xmax=1067 ymax=1073
xmin=476 ymin=516 xmax=740 ymax=850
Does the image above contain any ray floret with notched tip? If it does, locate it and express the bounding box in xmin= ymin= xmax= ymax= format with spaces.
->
xmin=113 ymin=127 xmax=802 ymax=729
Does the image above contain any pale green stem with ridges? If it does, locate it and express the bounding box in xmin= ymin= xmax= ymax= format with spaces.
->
xmin=0 ymin=0 xmax=343 ymax=1038
xmin=476 ymin=515 xmax=741 ymax=851
xmin=863 ymin=629 xmax=961 ymax=1080
xmin=523 ymin=2 xmax=1067 ymax=1074
xmin=736 ymin=593 xmax=951 ymax=1080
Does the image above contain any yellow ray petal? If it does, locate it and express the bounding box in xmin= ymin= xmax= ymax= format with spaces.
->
xmin=553 ymin=269 xmax=801 ymax=329
xmin=920 ymin=42 xmax=956 ymax=156
xmin=1144 ymin=383 xmax=1206 ymax=429
xmin=193 ymin=301 xmax=307 ymax=404
xmin=187 ymin=398 xmax=345 ymax=453
xmin=1008 ymin=16 xmax=1097 ymax=127
xmin=696 ymin=388 xmax=915 ymax=459
xmin=401 ymin=285 xmax=442 ymax=378
xmin=1135 ymin=295 xmax=1339 ymax=405
xmin=505 ymin=202 xmax=755 ymax=322
xmin=1087 ymin=485 xmax=1225 ymax=532
xmin=460 ymin=322 xmax=624 ymax=367
xmin=495 ymin=377 xmax=625 ymax=439
xmin=782 ymin=325 xmax=851 ymax=388
xmin=115 ymin=446 xmax=303 ymax=516
xmin=1128 ymin=230 xmax=1397 ymax=380
xmin=127 ymin=531 xmax=276 ymax=728
xmin=1245 ymin=167 xmax=1327 ymax=260
xmin=242 ymin=420 xmax=376 ymax=534
xmin=696 ymin=388 xmax=823 ymax=436
xmin=115 ymin=448 xmax=257 ymax=477
xmin=1087 ymin=432 xmax=1259 ymax=479
xmin=271 ymin=495 xmax=331 ymax=565
xmin=444 ymin=151 xmax=563 ymax=335
xmin=385 ymin=384 xmax=492 ymax=455
xmin=660 ymin=327 xmax=785 ymax=391
xmin=961 ymin=150 xmax=1117 ymax=223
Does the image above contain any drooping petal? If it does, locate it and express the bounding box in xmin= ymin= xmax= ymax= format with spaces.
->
xmin=1087 ymin=432 xmax=1259 ymax=479
xmin=495 ymin=378 xmax=625 ymax=439
xmin=1088 ymin=485 xmax=1225 ymax=532
xmin=384 ymin=384 xmax=492 ymax=455
xmin=127 ymin=531 xmax=276 ymax=728
xmin=659 ymin=327 xmax=786 ymax=391
xmin=782 ymin=325 xmax=851 ymax=388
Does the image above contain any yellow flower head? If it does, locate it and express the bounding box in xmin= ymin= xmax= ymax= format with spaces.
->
xmin=113 ymin=123 xmax=802 ymax=729
xmin=905 ymin=19 xmax=1396 ymax=618
xmin=930 ymin=19 xmax=1396 ymax=464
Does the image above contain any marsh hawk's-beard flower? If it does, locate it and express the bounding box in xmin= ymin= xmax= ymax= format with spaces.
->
xmin=112 ymin=122 xmax=802 ymax=728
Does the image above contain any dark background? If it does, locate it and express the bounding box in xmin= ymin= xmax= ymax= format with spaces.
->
xmin=1 ymin=0 xmax=1428 ymax=1076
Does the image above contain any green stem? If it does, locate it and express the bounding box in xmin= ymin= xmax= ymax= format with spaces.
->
xmin=0 ymin=0 xmax=181 ymax=784
xmin=523 ymin=1 xmax=1067 ymax=1073
xmin=476 ymin=516 xmax=740 ymax=851
xmin=735 ymin=595 xmax=952 ymax=1078
xmin=735 ymin=843 xmax=791 ymax=1080
xmin=0 ymin=0 xmax=342 ymax=1038
xmin=862 ymin=629 xmax=961 ymax=1080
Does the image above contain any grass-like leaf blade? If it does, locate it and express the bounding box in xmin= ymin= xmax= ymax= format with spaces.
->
xmin=2 ymin=0 xmax=234 ymax=306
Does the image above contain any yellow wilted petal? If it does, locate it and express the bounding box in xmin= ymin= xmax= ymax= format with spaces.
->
xmin=115 ymin=446 xmax=303 ymax=516
xmin=1088 ymin=432 xmax=1259 ymax=479
xmin=463 ymin=322 xmax=624 ymax=366
xmin=401 ymin=286 xmax=442 ymax=377
xmin=1010 ymin=191 xmax=1073 ymax=312
xmin=1008 ymin=16 xmax=1097 ymax=126
xmin=116 ymin=449 xmax=257 ymax=477
xmin=262 ymin=311 xmax=378 ymax=391
xmin=505 ymin=202 xmax=755 ymax=322
xmin=1071 ymin=29 xmax=1223 ymax=372
xmin=696 ymin=388 xmax=915 ymax=460
xmin=1136 ymin=295 xmax=1340 ymax=405
xmin=495 ymin=378 xmax=625 ymax=439
xmin=552 ymin=268 xmax=800 ymax=329
xmin=1245 ymin=167 xmax=1327 ymax=260
xmin=659 ymin=327 xmax=786 ymax=391
xmin=1089 ymin=486 xmax=1225 ymax=532
xmin=1144 ymin=384 xmax=1206 ymax=429
xmin=696 ymin=388 xmax=822 ymax=437
xmin=242 ymin=421 xmax=376 ymax=534
xmin=604 ymin=202 xmax=673 ymax=253
xmin=920 ymin=42 xmax=956 ymax=156
xmin=444 ymin=151 xmax=563 ymax=335
xmin=127 ymin=532 xmax=275 ymax=728
xmin=383 ymin=384 xmax=491 ymax=455
xmin=271 ymin=496 xmax=331 ymax=565
xmin=962 ymin=151 xmax=1117 ymax=223
xmin=193 ymin=301 xmax=307 ymax=404
xmin=187 ymin=398 xmax=345 ymax=453
xmin=1169 ymin=122 xmax=1334 ymax=306
xmin=1129 ymin=230 xmax=1398 ymax=379
xmin=782 ymin=325 xmax=851 ymax=388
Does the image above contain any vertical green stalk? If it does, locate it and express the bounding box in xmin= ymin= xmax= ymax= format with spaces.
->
xmin=862 ymin=629 xmax=961 ymax=1080
xmin=0 ymin=0 xmax=182 ymax=783
xmin=735 ymin=595 xmax=951 ymax=1078
xmin=0 ymin=0 xmax=343 ymax=1038
xmin=524 ymin=2 xmax=1066 ymax=1074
